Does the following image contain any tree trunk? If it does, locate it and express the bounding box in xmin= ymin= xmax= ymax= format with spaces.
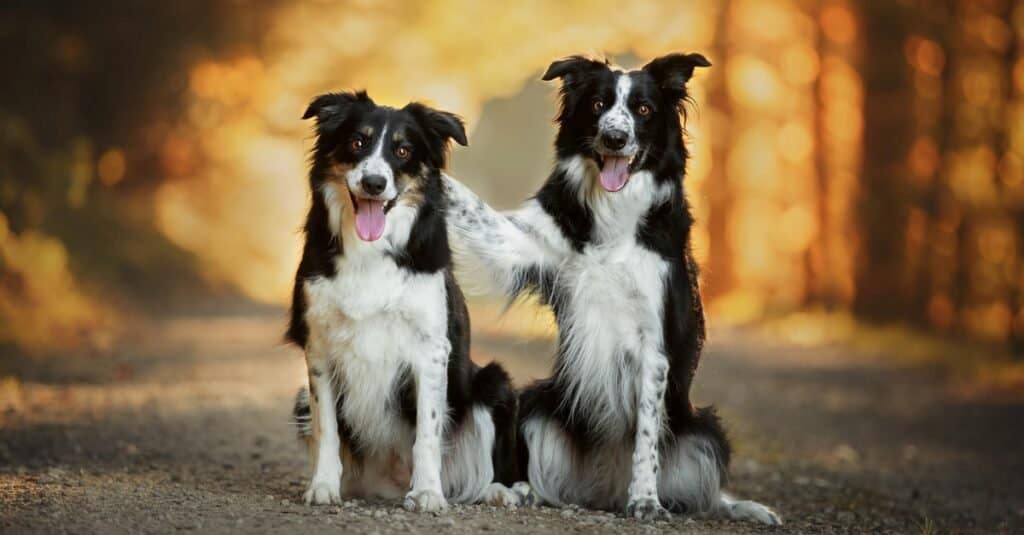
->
xmin=853 ymin=1 xmax=916 ymax=321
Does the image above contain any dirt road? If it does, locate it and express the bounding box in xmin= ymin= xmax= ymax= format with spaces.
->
xmin=1 ymin=311 xmax=1021 ymax=533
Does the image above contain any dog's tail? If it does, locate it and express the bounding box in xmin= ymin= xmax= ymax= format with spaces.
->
xmin=471 ymin=362 xmax=519 ymax=485
xmin=292 ymin=387 xmax=313 ymax=444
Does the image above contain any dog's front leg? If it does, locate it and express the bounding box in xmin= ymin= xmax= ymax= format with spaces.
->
xmin=626 ymin=350 xmax=671 ymax=520
xmin=404 ymin=338 xmax=450 ymax=512
xmin=303 ymin=357 xmax=343 ymax=505
xmin=442 ymin=174 xmax=567 ymax=295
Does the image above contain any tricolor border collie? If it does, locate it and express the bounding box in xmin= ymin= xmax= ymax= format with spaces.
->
xmin=288 ymin=91 xmax=523 ymax=511
xmin=443 ymin=54 xmax=781 ymax=524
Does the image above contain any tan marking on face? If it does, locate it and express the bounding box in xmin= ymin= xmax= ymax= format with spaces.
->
xmin=324 ymin=159 xmax=353 ymax=186
xmin=395 ymin=172 xmax=426 ymax=209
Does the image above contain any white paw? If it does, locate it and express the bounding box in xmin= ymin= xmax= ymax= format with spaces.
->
xmin=403 ymin=489 xmax=448 ymax=513
xmin=482 ymin=483 xmax=519 ymax=507
xmin=512 ymin=481 xmax=540 ymax=507
xmin=729 ymin=500 xmax=782 ymax=526
xmin=626 ymin=497 xmax=672 ymax=521
xmin=303 ymin=478 xmax=342 ymax=505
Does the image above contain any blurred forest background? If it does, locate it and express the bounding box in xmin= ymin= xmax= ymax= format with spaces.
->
xmin=1 ymin=0 xmax=1023 ymax=364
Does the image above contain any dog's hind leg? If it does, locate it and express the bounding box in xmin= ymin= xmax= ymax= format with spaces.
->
xmin=657 ymin=410 xmax=781 ymax=526
xmin=519 ymin=415 xmax=575 ymax=508
xmin=715 ymin=492 xmax=782 ymax=525
xmin=443 ymin=363 xmax=525 ymax=507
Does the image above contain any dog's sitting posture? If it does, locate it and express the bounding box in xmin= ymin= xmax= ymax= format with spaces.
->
xmin=443 ymin=54 xmax=780 ymax=524
xmin=288 ymin=91 xmax=522 ymax=511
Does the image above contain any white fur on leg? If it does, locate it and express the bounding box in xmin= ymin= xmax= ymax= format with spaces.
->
xmin=304 ymin=371 xmax=343 ymax=505
xmin=404 ymin=340 xmax=450 ymax=513
xmin=718 ymin=492 xmax=783 ymax=526
xmin=442 ymin=406 xmax=496 ymax=504
xmin=626 ymin=349 xmax=671 ymax=521
xmin=658 ymin=435 xmax=722 ymax=514
xmin=521 ymin=417 xmax=573 ymax=508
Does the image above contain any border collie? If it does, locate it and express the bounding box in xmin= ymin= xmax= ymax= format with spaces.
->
xmin=288 ymin=91 xmax=523 ymax=511
xmin=442 ymin=54 xmax=781 ymax=524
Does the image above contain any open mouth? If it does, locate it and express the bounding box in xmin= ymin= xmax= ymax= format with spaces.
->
xmin=594 ymin=150 xmax=642 ymax=192
xmin=349 ymin=192 xmax=397 ymax=242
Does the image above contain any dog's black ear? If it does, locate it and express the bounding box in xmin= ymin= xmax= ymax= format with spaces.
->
xmin=404 ymin=102 xmax=468 ymax=147
xmin=642 ymin=53 xmax=711 ymax=95
xmin=541 ymin=55 xmax=608 ymax=82
xmin=302 ymin=91 xmax=369 ymax=131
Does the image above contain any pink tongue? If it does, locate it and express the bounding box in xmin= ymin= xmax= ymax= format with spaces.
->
xmin=599 ymin=156 xmax=630 ymax=192
xmin=354 ymin=199 xmax=386 ymax=241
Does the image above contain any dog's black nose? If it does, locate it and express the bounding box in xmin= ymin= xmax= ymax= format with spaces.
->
xmin=360 ymin=174 xmax=387 ymax=196
xmin=601 ymin=130 xmax=628 ymax=151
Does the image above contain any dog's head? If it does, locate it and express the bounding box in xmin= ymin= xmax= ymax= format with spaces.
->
xmin=304 ymin=91 xmax=467 ymax=241
xmin=543 ymin=53 xmax=710 ymax=192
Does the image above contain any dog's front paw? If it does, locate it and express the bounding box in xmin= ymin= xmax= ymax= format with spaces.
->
xmin=626 ymin=497 xmax=671 ymax=521
xmin=303 ymin=479 xmax=342 ymax=505
xmin=403 ymin=489 xmax=447 ymax=513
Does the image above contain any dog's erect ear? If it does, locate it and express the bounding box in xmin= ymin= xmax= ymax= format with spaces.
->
xmin=642 ymin=53 xmax=711 ymax=96
xmin=541 ymin=55 xmax=608 ymax=82
xmin=302 ymin=91 xmax=369 ymax=131
xmin=404 ymin=102 xmax=468 ymax=147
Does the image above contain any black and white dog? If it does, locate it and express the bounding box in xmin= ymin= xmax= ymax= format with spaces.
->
xmin=288 ymin=91 xmax=522 ymax=511
xmin=443 ymin=54 xmax=781 ymax=524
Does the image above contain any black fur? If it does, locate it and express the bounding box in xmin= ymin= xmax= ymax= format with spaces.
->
xmin=289 ymin=91 xmax=517 ymax=486
xmin=516 ymin=54 xmax=727 ymax=492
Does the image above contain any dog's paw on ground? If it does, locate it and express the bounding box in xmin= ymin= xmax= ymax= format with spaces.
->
xmin=512 ymin=481 xmax=540 ymax=507
xmin=303 ymin=479 xmax=342 ymax=505
xmin=724 ymin=499 xmax=783 ymax=526
xmin=482 ymin=483 xmax=520 ymax=507
xmin=403 ymin=489 xmax=448 ymax=513
xmin=626 ymin=497 xmax=672 ymax=521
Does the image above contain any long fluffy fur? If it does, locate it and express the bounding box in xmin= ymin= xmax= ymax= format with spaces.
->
xmin=444 ymin=54 xmax=780 ymax=525
xmin=288 ymin=92 xmax=520 ymax=510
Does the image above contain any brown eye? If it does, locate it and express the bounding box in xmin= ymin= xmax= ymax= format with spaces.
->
xmin=350 ymin=138 xmax=364 ymax=152
xmin=637 ymin=104 xmax=651 ymax=116
xmin=395 ymin=146 xmax=410 ymax=159
xmin=592 ymin=99 xmax=605 ymax=113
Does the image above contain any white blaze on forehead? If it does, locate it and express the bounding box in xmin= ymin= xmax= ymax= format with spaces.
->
xmin=360 ymin=124 xmax=392 ymax=180
xmin=598 ymin=73 xmax=635 ymax=139
xmin=346 ymin=123 xmax=398 ymax=200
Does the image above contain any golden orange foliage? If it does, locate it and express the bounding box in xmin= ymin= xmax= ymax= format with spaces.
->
xmin=0 ymin=212 xmax=114 ymax=354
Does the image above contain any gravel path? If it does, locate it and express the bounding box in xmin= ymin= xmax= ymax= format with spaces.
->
xmin=1 ymin=312 xmax=1021 ymax=534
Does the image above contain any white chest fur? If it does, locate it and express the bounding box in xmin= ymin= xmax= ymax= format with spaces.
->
xmin=303 ymin=246 xmax=449 ymax=454
xmin=557 ymin=230 xmax=669 ymax=437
